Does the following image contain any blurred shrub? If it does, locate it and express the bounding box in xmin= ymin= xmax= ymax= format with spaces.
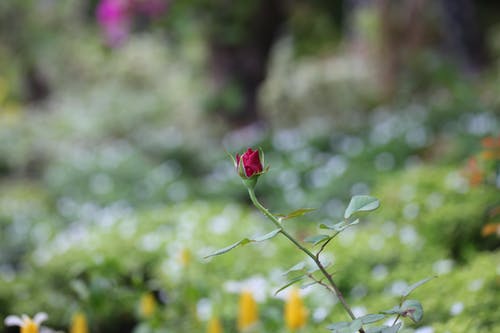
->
xmin=415 ymin=252 xmax=500 ymax=332
xmin=374 ymin=166 xmax=499 ymax=259
xmin=0 ymin=202 xmax=305 ymax=332
xmin=0 ymin=181 xmax=57 ymax=266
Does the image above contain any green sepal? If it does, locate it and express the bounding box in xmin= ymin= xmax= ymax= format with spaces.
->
xmin=241 ymin=176 xmax=259 ymax=189
xmin=258 ymin=147 xmax=265 ymax=168
xmin=225 ymin=148 xmax=237 ymax=168
xmin=237 ymin=154 xmax=247 ymax=178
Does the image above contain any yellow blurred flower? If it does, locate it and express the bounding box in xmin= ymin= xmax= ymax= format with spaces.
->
xmin=4 ymin=313 xmax=48 ymax=333
xmin=207 ymin=316 xmax=223 ymax=333
xmin=179 ymin=248 xmax=191 ymax=266
xmin=284 ymin=288 xmax=308 ymax=330
xmin=237 ymin=291 xmax=258 ymax=331
xmin=70 ymin=312 xmax=89 ymax=333
xmin=139 ymin=292 xmax=157 ymax=318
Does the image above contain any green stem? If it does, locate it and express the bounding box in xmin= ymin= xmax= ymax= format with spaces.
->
xmin=392 ymin=314 xmax=401 ymax=327
xmin=247 ymin=188 xmax=361 ymax=326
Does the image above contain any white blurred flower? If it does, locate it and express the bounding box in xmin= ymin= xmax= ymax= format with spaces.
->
xmin=224 ymin=276 xmax=269 ymax=302
xmin=415 ymin=326 xmax=434 ymax=333
xmin=351 ymin=306 xmax=367 ymax=317
xmin=468 ymin=278 xmax=484 ymax=292
xmin=399 ymin=225 xmax=419 ymax=245
xmin=371 ymin=264 xmax=388 ymax=280
xmin=450 ymin=302 xmax=464 ymax=316
xmin=4 ymin=313 xmax=48 ymax=333
xmin=196 ymin=298 xmax=212 ymax=321
xmin=433 ymin=259 xmax=454 ymax=275
xmin=312 ymin=307 xmax=329 ymax=322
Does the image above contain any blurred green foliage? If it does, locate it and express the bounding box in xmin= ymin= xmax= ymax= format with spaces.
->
xmin=0 ymin=1 xmax=499 ymax=333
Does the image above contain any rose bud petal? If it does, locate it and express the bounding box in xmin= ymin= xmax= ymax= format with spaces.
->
xmin=236 ymin=148 xmax=263 ymax=178
xmin=235 ymin=148 xmax=265 ymax=189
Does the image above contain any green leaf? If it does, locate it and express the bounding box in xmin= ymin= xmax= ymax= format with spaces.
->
xmin=366 ymin=323 xmax=402 ymax=333
xmin=306 ymin=265 xmax=322 ymax=274
xmin=253 ymin=228 xmax=281 ymax=242
xmin=381 ymin=305 xmax=401 ymax=315
xmin=300 ymin=280 xmax=319 ymax=289
xmin=344 ymin=195 xmax=380 ymax=219
xmin=283 ymin=262 xmax=306 ymax=276
xmin=365 ymin=327 xmax=385 ymax=333
xmin=205 ymin=229 xmax=281 ymax=258
xmin=358 ymin=314 xmax=386 ymax=324
xmin=320 ymin=219 xmax=359 ymax=231
xmin=278 ymin=208 xmax=316 ymax=220
xmin=402 ymin=276 xmax=436 ymax=297
xmin=204 ymin=239 xmax=249 ymax=258
xmin=326 ymin=322 xmax=350 ymax=331
xmin=365 ymin=328 xmax=383 ymax=333
xmin=349 ymin=319 xmax=363 ymax=332
xmin=274 ymin=275 xmax=306 ymax=295
xmin=327 ymin=320 xmax=363 ymax=333
xmin=401 ymin=299 xmax=423 ymax=323
xmin=304 ymin=234 xmax=330 ymax=245
xmin=319 ymin=221 xmax=342 ymax=230
xmin=381 ymin=323 xmax=402 ymax=333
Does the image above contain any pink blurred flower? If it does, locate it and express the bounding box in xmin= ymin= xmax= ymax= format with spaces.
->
xmin=96 ymin=0 xmax=170 ymax=47
xmin=96 ymin=0 xmax=131 ymax=47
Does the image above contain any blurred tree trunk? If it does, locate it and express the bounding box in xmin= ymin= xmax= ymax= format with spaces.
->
xmin=0 ymin=3 xmax=51 ymax=104
xmin=207 ymin=0 xmax=285 ymax=126
xmin=439 ymin=0 xmax=488 ymax=74
xmin=344 ymin=0 xmax=488 ymax=98
xmin=24 ymin=65 xmax=50 ymax=103
xmin=377 ymin=0 xmax=428 ymax=97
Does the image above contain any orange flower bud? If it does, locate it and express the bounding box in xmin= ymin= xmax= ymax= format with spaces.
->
xmin=481 ymin=223 xmax=500 ymax=237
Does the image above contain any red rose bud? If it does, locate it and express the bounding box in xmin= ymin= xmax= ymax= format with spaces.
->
xmin=235 ymin=148 xmax=265 ymax=188
xmin=236 ymin=148 xmax=263 ymax=178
